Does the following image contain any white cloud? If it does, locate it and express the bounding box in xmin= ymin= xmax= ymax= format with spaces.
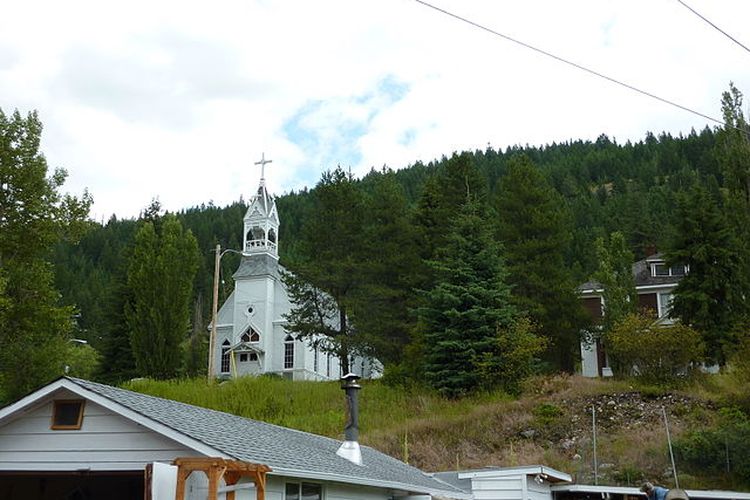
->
xmin=0 ymin=0 xmax=748 ymax=219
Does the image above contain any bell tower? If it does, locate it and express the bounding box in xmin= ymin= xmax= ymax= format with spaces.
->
xmin=243 ymin=153 xmax=279 ymax=258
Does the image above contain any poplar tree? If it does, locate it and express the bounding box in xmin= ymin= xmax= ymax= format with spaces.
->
xmin=126 ymin=214 xmax=199 ymax=378
xmin=494 ymin=155 xmax=586 ymax=371
xmin=0 ymin=109 xmax=92 ymax=400
xmin=594 ymin=231 xmax=637 ymax=334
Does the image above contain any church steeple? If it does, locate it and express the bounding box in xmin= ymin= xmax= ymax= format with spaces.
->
xmin=243 ymin=153 xmax=279 ymax=258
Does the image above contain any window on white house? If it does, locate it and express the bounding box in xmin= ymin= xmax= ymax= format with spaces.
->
xmin=670 ymin=264 xmax=686 ymax=276
xmin=285 ymin=482 xmax=322 ymax=500
xmin=654 ymin=263 xmax=669 ymax=276
xmin=284 ymin=335 xmax=294 ymax=369
xmin=240 ymin=353 xmax=248 ymax=362
xmin=658 ymin=292 xmax=673 ymax=318
xmin=314 ymin=347 xmax=319 ymax=372
xmin=221 ymin=340 xmax=231 ymax=373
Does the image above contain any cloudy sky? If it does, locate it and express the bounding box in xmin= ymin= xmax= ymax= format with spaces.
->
xmin=1 ymin=0 xmax=748 ymax=220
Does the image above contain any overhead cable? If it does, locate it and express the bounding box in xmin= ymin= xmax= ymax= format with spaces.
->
xmin=412 ymin=0 xmax=730 ymax=129
xmin=676 ymin=0 xmax=750 ymax=55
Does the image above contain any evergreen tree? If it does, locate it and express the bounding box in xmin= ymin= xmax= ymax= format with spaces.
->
xmin=419 ymin=200 xmax=515 ymax=398
xmin=719 ymin=83 xmax=750 ymax=204
xmin=282 ymin=167 xmax=366 ymax=373
xmin=414 ymin=152 xmax=488 ymax=262
xmin=353 ymin=170 xmax=423 ymax=364
xmin=0 ymin=109 xmax=92 ymax=401
xmin=126 ymin=214 xmax=199 ymax=378
xmin=494 ymin=155 xmax=586 ymax=371
xmin=667 ymin=182 xmax=746 ymax=364
xmin=594 ymin=231 xmax=636 ymax=334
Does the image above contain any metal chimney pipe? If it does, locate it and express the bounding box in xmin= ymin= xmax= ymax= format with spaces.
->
xmin=336 ymin=373 xmax=363 ymax=465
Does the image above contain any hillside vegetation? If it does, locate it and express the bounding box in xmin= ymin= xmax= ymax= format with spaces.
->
xmin=126 ymin=373 xmax=750 ymax=491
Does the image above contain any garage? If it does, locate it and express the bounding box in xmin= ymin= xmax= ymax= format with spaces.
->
xmin=0 ymin=471 xmax=144 ymax=500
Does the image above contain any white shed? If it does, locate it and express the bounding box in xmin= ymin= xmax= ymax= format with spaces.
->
xmin=0 ymin=377 xmax=467 ymax=500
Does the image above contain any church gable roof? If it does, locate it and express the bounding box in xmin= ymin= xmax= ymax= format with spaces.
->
xmin=216 ymin=291 xmax=236 ymax=326
xmin=33 ymin=378 xmax=467 ymax=498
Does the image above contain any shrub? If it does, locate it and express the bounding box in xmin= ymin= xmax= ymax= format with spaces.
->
xmin=605 ymin=314 xmax=704 ymax=385
xmin=674 ymin=407 xmax=750 ymax=487
xmin=475 ymin=317 xmax=547 ymax=395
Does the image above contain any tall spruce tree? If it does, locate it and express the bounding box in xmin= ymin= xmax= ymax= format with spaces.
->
xmin=126 ymin=213 xmax=199 ymax=378
xmin=282 ymin=167 xmax=366 ymax=373
xmin=667 ymin=181 xmax=746 ymax=364
xmin=420 ymin=199 xmax=515 ymax=398
xmin=494 ymin=155 xmax=586 ymax=371
xmin=0 ymin=109 xmax=92 ymax=400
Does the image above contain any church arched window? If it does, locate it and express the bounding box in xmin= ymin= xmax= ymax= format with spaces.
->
xmin=241 ymin=329 xmax=260 ymax=343
xmin=268 ymin=228 xmax=276 ymax=244
xmin=220 ymin=340 xmax=231 ymax=374
xmin=284 ymin=335 xmax=294 ymax=370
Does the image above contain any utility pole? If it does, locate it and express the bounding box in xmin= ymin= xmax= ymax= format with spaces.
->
xmin=592 ymin=405 xmax=598 ymax=485
xmin=663 ymin=406 xmax=680 ymax=488
xmin=208 ymin=244 xmax=221 ymax=382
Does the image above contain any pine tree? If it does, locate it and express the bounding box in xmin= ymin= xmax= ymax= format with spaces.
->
xmin=414 ymin=152 xmax=488 ymax=262
xmin=126 ymin=214 xmax=199 ymax=378
xmin=494 ymin=155 xmax=586 ymax=371
xmin=353 ymin=170 xmax=423 ymax=364
xmin=667 ymin=182 xmax=746 ymax=364
xmin=419 ymin=200 xmax=515 ymax=398
xmin=0 ymin=109 xmax=92 ymax=400
xmin=282 ymin=167 xmax=367 ymax=373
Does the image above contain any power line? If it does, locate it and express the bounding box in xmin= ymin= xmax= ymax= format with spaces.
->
xmin=676 ymin=0 xmax=750 ymax=55
xmin=412 ymin=0 xmax=728 ymax=129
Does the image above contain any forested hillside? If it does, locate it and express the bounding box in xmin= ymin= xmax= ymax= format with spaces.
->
xmin=49 ymin=89 xmax=747 ymax=388
xmin=0 ymin=82 xmax=730 ymax=403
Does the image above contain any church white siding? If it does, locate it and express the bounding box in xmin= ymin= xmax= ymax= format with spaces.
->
xmin=0 ymin=389 xmax=199 ymax=471
xmin=212 ymin=170 xmax=370 ymax=382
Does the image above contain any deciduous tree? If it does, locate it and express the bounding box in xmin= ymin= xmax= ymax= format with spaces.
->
xmin=0 ymin=109 xmax=92 ymax=400
xmin=126 ymin=214 xmax=199 ymax=378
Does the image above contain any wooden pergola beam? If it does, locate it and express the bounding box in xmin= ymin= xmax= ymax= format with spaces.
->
xmin=172 ymin=457 xmax=271 ymax=500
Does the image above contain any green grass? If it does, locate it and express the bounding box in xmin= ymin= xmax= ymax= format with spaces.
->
xmin=123 ymin=376 xmax=503 ymax=439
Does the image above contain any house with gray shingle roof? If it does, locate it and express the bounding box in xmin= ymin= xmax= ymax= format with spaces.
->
xmin=0 ymin=377 xmax=468 ymax=500
xmin=577 ymin=253 xmax=687 ymax=377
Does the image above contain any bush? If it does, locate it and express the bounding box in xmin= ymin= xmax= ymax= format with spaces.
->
xmin=674 ymin=407 xmax=750 ymax=487
xmin=605 ymin=314 xmax=704 ymax=385
xmin=475 ymin=317 xmax=546 ymax=395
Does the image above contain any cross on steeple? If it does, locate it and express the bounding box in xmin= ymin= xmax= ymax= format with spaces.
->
xmin=255 ymin=153 xmax=272 ymax=181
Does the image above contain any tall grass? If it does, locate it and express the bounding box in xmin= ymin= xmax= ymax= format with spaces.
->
xmin=123 ymin=376 xmax=503 ymax=439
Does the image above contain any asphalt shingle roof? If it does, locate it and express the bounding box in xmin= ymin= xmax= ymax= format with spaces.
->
xmin=67 ymin=378 xmax=464 ymax=498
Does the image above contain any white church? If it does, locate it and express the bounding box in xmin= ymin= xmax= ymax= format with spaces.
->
xmin=209 ymin=156 xmax=379 ymax=381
